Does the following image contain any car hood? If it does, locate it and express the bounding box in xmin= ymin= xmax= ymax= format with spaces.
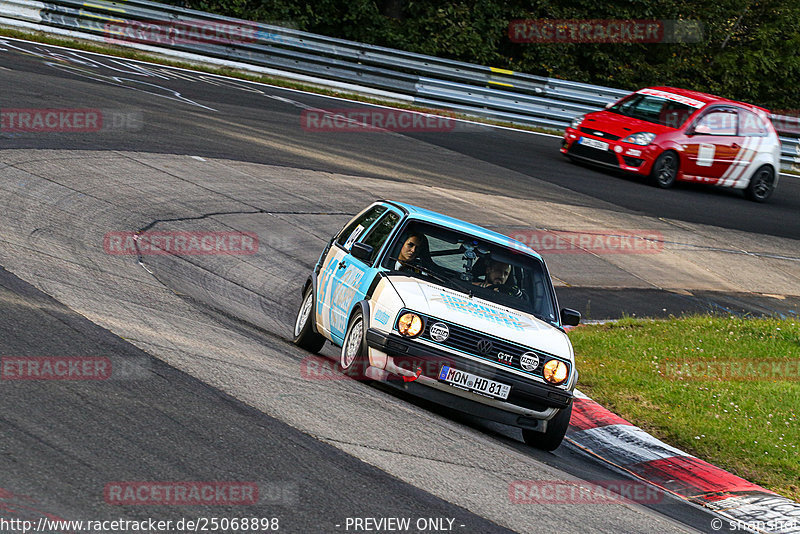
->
xmin=387 ymin=275 xmax=572 ymax=359
xmin=581 ymin=110 xmax=675 ymax=138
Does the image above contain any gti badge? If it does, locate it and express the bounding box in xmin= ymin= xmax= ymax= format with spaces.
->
xmin=429 ymin=322 xmax=450 ymax=342
xmin=520 ymin=352 xmax=540 ymax=372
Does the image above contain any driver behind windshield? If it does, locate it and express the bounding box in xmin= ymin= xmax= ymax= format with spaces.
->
xmin=474 ymin=259 xmax=511 ymax=288
xmin=474 ymin=259 xmax=523 ymax=298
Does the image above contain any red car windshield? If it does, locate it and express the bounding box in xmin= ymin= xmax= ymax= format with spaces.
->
xmin=609 ymin=93 xmax=697 ymax=129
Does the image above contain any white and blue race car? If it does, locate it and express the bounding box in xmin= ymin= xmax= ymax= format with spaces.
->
xmin=293 ymin=201 xmax=580 ymax=450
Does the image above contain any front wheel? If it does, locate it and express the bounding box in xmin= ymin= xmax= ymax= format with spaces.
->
xmin=522 ymin=403 xmax=573 ymax=451
xmin=293 ymin=286 xmax=326 ymax=353
xmin=745 ymin=165 xmax=775 ymax=202
xmin=340 ymin=309 xmax=369 ymax=379
xmin=650 ymin=151 xmax=679 ymax=189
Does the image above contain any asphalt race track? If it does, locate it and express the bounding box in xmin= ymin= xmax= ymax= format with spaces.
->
xmin=1 ymin=36 xmax=797 ymax=533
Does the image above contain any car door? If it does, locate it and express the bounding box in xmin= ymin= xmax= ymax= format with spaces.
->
xmin=720 ymin=108 xmax=771 ymax=187
xmin=328 ymin=208 xmax=403 ymax=345
xmin=681 ymin=107 xmax=743 ymax=184
xmin=316 ymin=205 xmax=386 ymax=340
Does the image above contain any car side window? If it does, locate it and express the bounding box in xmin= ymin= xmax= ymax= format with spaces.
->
xmin=694 ymin=109 xmax=737 ymax=136
xmin=739 ymin=110 xmax=769 ymax=137
xmin=336 ymin=206 xmax=387 ymax=250
xmin=358 ymin=211 xmax=401 ymax=265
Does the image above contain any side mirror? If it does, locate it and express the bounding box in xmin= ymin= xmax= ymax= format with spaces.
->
xmin=560 ymin=308 xmax=581 ymax=327
xmin=351 ymin=241 xmax=374 ymax=262
xmin=604 ymin=102 xmax=613 ymax=109
xmin=688 ymin=124 xmax=711 ymax=135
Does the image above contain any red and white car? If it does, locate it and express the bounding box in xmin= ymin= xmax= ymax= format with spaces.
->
xmin=561 ymin=87 xmax=782 ymax=201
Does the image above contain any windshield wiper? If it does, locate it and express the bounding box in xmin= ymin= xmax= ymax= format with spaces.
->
xmin=389 ymin=258 xmax=472 ymax=296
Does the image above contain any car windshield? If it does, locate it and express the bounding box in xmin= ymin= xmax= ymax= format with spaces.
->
xmin=382 ymin=221 xmax=558 ymax=323
xmin=609 ymin=93 xmax=698 ymax=128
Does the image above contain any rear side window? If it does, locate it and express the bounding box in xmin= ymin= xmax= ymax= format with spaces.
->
xmin=337 ymin=205 xmax=387 ymax=250
xmin=694 ymin=109 xmax=737 ymax=135
xmin=358 ymin=211 xmax=401 ymax=264
xmin=739 ymin=110 xmax=769 ymax=137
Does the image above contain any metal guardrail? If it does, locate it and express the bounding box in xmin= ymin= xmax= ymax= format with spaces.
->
xmin=1 ymin=0 xmax=798 ymax=172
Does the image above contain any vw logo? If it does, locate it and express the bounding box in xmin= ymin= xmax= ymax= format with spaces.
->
xmin=476 ymin=339 xmax=494 ymax=355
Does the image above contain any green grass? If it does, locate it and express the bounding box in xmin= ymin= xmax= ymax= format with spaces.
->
xmin=0 ymin=26 xmax=562 ymax=136
xmin=568 ymin=315 xmax=800 ymax=501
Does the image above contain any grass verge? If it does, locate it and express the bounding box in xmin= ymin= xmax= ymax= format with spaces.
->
xmin=568 ymin=315 xmax=800 ymax=501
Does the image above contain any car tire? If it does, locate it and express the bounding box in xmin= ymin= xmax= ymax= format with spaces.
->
xmin=292 ymin=286 xmax=326 ymax=353
xmin=522 ymin=403 xmax=573 ymax=451
xmin=744 ymin=165 xmax=775 ymax=202
xmin=650 ymin=151 xmax=679 ymax=189
xmin=339 ymin=309 xmax=369 ymax=380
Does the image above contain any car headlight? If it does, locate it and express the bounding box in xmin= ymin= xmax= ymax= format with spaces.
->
xmin=397 ymin=312 xmax=423 ymax=337
xmin=543 ymin=359 xmax=569 ymax=385
xmin=621 ymin=132 xmax=656 ymax=145
xmin=571 ymin=115 xmax=584 ymax=129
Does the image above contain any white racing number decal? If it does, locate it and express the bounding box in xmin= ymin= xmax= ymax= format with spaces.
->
xmin=697 ymin=143 xmax=715 ymax=167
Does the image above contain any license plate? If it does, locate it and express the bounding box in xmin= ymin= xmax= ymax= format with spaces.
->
xmin=579 ymin=137 xmax=609 ymax=151
xmin=438 ymin=365 xmax=511 ymax=400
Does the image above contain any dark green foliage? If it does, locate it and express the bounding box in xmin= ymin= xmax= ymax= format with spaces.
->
xmin=162 ymin=0 xmax=800 ymax=110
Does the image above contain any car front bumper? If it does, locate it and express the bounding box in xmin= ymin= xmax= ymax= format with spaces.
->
xmin=365 ymin=328 xmax=573 ymax=427
xmin=562 ymin=127 xmax=657 ymax=175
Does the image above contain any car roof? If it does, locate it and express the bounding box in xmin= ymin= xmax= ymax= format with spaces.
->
xmin=384 ymin=201 xmax=542 ymax=260
xmin=644 ymin=86 xmax=770 ymax=114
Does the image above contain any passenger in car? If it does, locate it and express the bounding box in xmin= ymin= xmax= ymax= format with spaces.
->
xmin=394 ymin=232 xmax=429 ymax=272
